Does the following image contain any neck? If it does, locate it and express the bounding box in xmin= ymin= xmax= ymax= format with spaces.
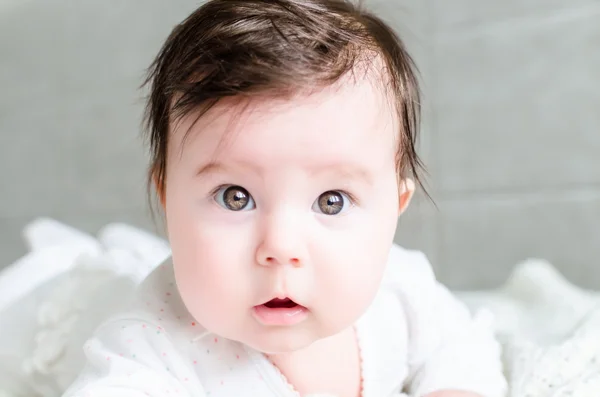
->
xmin=265 ymin=326 xmax=362 ymax=397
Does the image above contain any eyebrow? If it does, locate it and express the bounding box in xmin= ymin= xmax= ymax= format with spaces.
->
xmin=196 ymin=161 xmax=225 ymax=177
xmin=195 ymin=161 xmax=373 ymax=185
xmin=319 ymin=164 xmax=374 ymax=186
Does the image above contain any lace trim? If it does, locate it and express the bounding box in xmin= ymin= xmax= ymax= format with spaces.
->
xmin=353 ymin=324 xmax=366 ymax=397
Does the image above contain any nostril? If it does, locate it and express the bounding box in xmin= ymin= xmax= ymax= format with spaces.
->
xmin=260 ymin=257 xmax=300 ymax=266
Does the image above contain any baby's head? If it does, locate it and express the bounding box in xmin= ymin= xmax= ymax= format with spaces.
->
xmin=143 ymin=0 xmax=423 ymax=354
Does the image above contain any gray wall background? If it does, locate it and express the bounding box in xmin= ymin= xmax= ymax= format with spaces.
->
xmin=1 ymin=0 xmax=599 ymax=289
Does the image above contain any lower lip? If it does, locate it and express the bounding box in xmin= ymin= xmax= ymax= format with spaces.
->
xmin=253 ymin=304 xmax=309 ymax=326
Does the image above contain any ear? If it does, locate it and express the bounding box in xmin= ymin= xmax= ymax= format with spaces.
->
xmin=398 ymin=178 xmax=415 ymax=216
xmin=153 ymin=172 xmax=166 ymax=209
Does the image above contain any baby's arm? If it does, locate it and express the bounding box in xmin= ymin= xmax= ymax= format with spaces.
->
xmin=384 ymin=246 xmax=507 ymax=397
xmin=63 ymin=318 xmax=205 ymax=397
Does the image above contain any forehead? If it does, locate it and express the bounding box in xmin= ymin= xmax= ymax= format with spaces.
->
xmin=169 ymin=73 xmax=398 ymax=169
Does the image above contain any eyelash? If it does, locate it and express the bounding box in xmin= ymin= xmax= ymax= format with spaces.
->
xmin=209 ymin=185 xmax=359 ymax=207
xmin=336 ymin=189 xmax=358 ymax=207
xmin=209 ymin=184 xmax=231 ymax=199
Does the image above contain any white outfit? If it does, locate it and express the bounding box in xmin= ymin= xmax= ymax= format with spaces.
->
xmin=63 ymin=245 xmax=507 ymax=397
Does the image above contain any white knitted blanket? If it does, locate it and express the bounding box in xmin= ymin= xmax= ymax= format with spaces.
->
xmin=0 ymin=218 xmax=598 ymax=397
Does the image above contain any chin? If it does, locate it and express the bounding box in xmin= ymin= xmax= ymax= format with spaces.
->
xmin=243 ymin=329 xmax=320 ymax=355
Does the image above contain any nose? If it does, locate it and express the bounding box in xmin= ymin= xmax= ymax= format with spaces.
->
xmin=255 ymin=210 xmax=305 ymax=268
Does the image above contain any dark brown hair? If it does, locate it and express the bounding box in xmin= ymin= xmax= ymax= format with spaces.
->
xmin=142 ymin=0 xmax=425 ymax=204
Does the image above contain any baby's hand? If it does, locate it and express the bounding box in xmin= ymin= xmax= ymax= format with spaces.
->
xmin=424 ymin=391 xmax=483 ymax=397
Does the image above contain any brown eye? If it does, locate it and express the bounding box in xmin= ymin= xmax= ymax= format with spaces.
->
xmin=315 ymin=191 xmax=347 ymax=215
xmin=217 ymin=186 xmax=254 ymax=211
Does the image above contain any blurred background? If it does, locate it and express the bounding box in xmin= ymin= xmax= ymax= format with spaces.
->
xmin=0 ymin=0 xmax=598 ymax=289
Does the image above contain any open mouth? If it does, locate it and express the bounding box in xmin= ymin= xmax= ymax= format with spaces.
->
xmin=253 ymin=297 xmax=308 ymax=326
xmin=263 ymin=298 xmax=299 ymax=309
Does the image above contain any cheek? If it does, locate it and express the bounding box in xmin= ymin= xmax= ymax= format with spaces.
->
xmin=311 ymin=240 xmax=389 ymax=335
xmin=166 ymin=204 xmax=254 ymax=332
xmin=312 ymin=198 xmax=398 ymax=327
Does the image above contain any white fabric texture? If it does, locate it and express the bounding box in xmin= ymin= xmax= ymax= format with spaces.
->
xmin=457 ymin=261 xmax=600 ymax=397
xmin=0 ymin=218 xmax=599 ymax=397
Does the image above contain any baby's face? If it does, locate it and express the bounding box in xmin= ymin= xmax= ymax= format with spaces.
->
xmin=164 ymin=75 xmax=408 ymax=354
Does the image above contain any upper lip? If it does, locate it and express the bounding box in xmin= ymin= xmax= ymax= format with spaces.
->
xmin=257 ymin=296 xmax=304 ymax=308
xmin=263 ymin=297 xmax=300 ymax=309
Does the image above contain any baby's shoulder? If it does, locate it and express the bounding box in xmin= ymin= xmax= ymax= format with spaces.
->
xmin=381 ymin=244 xmax=437 ymax=290
xmin=100 ymin=259 xmax=204 ymax=343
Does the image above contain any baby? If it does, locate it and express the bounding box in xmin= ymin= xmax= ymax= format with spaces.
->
xmin=64 ymin=1 xmax=506 ymax=396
